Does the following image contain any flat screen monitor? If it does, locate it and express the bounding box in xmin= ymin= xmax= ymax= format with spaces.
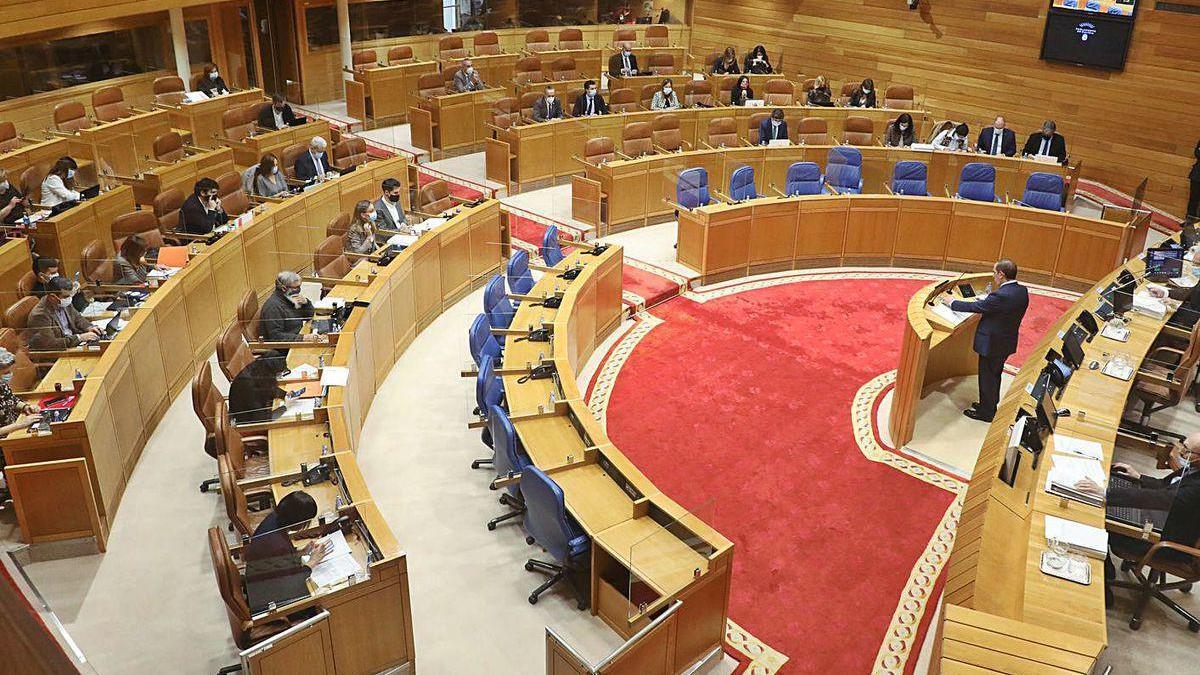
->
xmin=1147 ymin=246 xmax=1185 ymax=278
xmin=1041 ymin=12 xmax=1135 ymax=70
xmin=1113 ymin=282 xmax=1134 ymax=315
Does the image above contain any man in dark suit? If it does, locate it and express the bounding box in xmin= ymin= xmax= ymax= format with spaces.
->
xmin=1021 ymin=120 xmax=1068 ymax=165
xmin=180 ymin=177 xmax=229 ymax=235
xmin=531 ymin=86 xmax=564 ymax=123
xmin=373 ymin=177 xmax=412 ymax=242
xmin=608 ymin=46 xmax=640 ymax=78
xmin=942 ymin=258 xmax=1029 ymax=421
xmin=758 ymin=109 xmax=788 ymax=145
xmin=257 ymin=93 xmax=305 ymax=131
xmin=294 ymin=136 xmax=333 ymax=182
xmin=976 ymin=116 xmax=1017 ymax=158
xmin=572 ymin=80 xmax=609 ymax=117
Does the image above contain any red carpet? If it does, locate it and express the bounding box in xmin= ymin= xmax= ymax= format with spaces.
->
xmin=598 ymin=275 xmax=1073 ymax=673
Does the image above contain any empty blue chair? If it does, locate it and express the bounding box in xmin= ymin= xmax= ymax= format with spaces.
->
xmin=520 ymin=465 xmax=591 ymax=608
xmin=728 ymin=165 xmax=759 ymax=202
xmin=891 ymin=161 xmax=929 ymax=196
xmin=1085 ymin=0 xmax=1101 ymax=9
xmin=783 ymin=162 xmax=823 ymax=196
xmin=1019 ymin=172 xmax=1066 ymax=212
xmin=483 ymin=275 xmax=515 ymax=342
xmin=472 ymin=355 xmax=506 ymax=466
xmin=469 ymin=313 xmax=503 ymax=367
xmin=825 ymin=146 xmax=863 ymax=194
xmin=676 ymin=167 xmax=710 ymax=209
xmin=507 ymin=249 xmax=535 ymax=296
xmin=487 ymin=404 xmax=530 ymax=531
xmin=540 ymin=225 xmax=565 ymax=266
xmin=956 ymin=162 xmax=1000 ymax=202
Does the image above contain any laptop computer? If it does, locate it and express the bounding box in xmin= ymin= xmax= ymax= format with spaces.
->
xmin=243 ymin=530 xmax=313 ymax=614
xmin=1105 ymin=474 xmax=1168 ymax=532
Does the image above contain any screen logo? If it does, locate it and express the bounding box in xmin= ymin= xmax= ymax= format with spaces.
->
xmin=1075 ymin=21 xmax=1097 ymax=41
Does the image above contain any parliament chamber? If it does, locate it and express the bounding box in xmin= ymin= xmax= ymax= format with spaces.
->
xmin=1 ymin=1 xmax=1199 ymax=675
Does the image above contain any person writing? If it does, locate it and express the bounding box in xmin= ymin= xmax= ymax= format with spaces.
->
xmin=40 ymin=157 xmax=81 ymax=208
xmin=114 ymin=234 xmax=159 ymax=286
xmin=608 ymin=45 xmax=640 ymax=77
xmin=940 ymin=259 xmax=1028 ymax=422
xmin=257 ymin=93 xmax=304 ymax=131
xmin=0 ymin=169 xmax=29 ymax=225
xmin=180 ymin=178 xmax=229 ymax=235
xmin=932 ymin=122 xmax=971 ymax=152
xmin=197 ymin=64 xmax=230 ymax=97
xmin=730 ymin=76 xmax=754 ymax=107
xmin=345 ymin=200 xmax=378 ymax=255
xmin=532 ymin=86 xmax=564 ymax=123
xmin=572 ymin=80 xmax=609 ymax=117
xmin=884 ymin=113 xmax=916 ymax=148
xmin=850 ymin=78 xmax=876 ymax=108
xmin=1021 ymin=120 xmax=1068 ymax=165
xmin=294 ymin=136 xmax=335 ymax=183
xmin=374 ymin=178 xmax=413 ymax=239
xmin=977 ymin=116 xmax=1016 ymax=157
xmin=0 ymin=347 xmax=41 ymax=438
xmin=650 ymin=79 xmax=680 ymax=110
xmin=743 ymin=45 xmax=773 ymax=74
xmin=806 ymin=76 xmax=833 ymax=107
xmin=451 ymin=60 xmax=487 ymax=93
xmin=27 ymin=276 xmax=101 ymax=350
xmin=253 ymin=491 xmax=320 ymax=537
xmin=248 ymin=491 xmax=334 ymax=566
xmin=712 ymin=47 xmax=739 ymax=75
xmin=260 ymin=271 xmax=319 ymax=343
xmin=758 ymin=109 xmax=788 ymax=144
xmin=248 ymin=153 xmax=288 ymax=198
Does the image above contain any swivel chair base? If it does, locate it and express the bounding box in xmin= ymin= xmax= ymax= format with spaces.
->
xmin=524 ymin=557 xmax=589 ymax=610
xmin=487 ymin=493 xmax=524 ymax=531
xmin=1112 ymin=564 xmax=1200 ymax=632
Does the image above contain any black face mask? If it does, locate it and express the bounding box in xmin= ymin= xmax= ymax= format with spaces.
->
xmin=387 ymin=193 xmax=401 ymax=203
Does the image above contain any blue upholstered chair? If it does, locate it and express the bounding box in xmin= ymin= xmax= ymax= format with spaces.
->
xmin=825 ymin=146 xmax=863 ymax=194
xmin=483 ymin=275 xmax=515 ymax=342
xmin=469 ymin=313 xmax=502 ymax=368
xmin=540 ymin=225 xmax=565 ymax=266
xmin=472 ymin=354 xmax=506 ymax=466
xmin=487 ymin=404 xmax=530 ymax=531
xmin=890 ymin=161 xmax=929 ymax=196
xmin=782 ymin=162 xmax=823 ymax=196
xmin=676 ymin=168 xmax=710 ymax=209
xmin=520 ymin=465 xmax=591 ymax=609
xmin=1018 ymin=172 xmax=1066 ymax=212
xmin=507 ymin=249 xmax=535 ymax=296
xmin=727 ymin=165 xmax=759 ymax=202
xmin=956 ymin=162 xmax=1000 ymax=203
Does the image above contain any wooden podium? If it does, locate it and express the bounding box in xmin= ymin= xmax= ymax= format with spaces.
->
xmin=166 ymin=88 xmax=263 ymax=149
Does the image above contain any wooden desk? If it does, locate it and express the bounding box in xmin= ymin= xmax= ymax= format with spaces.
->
xmin=167 ymin=89 xmax=263 ymax=149
xmin=345 ymin=61 xmax=440 ymax=126
xmin=442 ymin=53 xmax=521 ymax=94
xmin=534 ymin=48 xmax=603 ymax=83
xmin=702 ymin=73 xmax=798 ymax=104
xmin=30 ymin=186 xmax=136 ymax=277
xmin=409 ymin=88 xmax=507 ymax=155
xmin=0 ymin=136 xmax=97 ymax=191
xmin=72 ymin=109 xmax=177 ymax=179
xmin=117 ymin=147 xmax=234 ymax=206
xmin=221 ymin=119 xmax=331 ymax=169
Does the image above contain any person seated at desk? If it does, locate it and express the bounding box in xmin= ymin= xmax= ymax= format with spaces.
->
xmin=40 ymin=157 xmax=81 ymax=208
xmin=197 ymin=63 xmax=230 ymax=97
xmin=730 ymin=76 xmax=754 ymax=107
xmin=806 ymin=76 xmax=833 ymax=107
xmin=294 ymin=137 xmax=335 ymax=183
xmin=254 ymin=491 xmax=319 ymax=537
xmin=28 ymin=257 xmax=88 ymax=312
xmin=712 ymin=47 xmax=740 ymax=75
xmin=181 ymin=177 xmax=229 ymax=235
xmin=345 ymin=200 xmax=378 ymax=255
xmin=932 ymin=122 xmax=971 ymax=152
xmin=885 ymin=113 xmax=916 ymax=148
xmin=743 ymin=45 xmax=773 ymax=74
xmin=532 ymin=86 xmax=564 ymax=123
xmin=759 ymin=108 xmax=788 ymax=144
xmin=247 ymin=153 xmax=289 ymax=198
xmin=608 ymin=46 xmax=640 ymax=78
xmin=0 ymin=347 xmax=40 ymax=437
xmin=257 ymin=93 xmax=305 ymax=131
xmin=229 ymin=354 xmax=290 ymax=425
xmin=650 ymin=79 xmax=680 ymax=110
xmin=1022 ymin=119 xmax=1068 ymax=165
xmin=572 ymin=80 xmax=609 ymax=117
xmin=0 ymin=169 xmax=30 ymax=225
xmin=977 ymin=116 xmax=1017 ymax=157
xmin=27 ymin=276 xmax=101 ymax=350
xmin=850 ymin=78 xmax=876 ymax=108
xmin=374 ymin=178 xmax=413 ymax=238
xmin=451 ymin=60 xmax=487 ymax=93
xmin=260 ymin=271 xmax=319 ymax=343
xmin=114 ymin=234 xmax=163 ymax=286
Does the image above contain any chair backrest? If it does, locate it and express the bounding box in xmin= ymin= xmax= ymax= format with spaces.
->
xmin=16 ymin=271 xmax=37 ymax=297
xmin=649 ymin=53 xmax=676 ymax=75
xmin=651 ymin=114 xmax=682 ymax=151
xmin=683 ymin=80 xmax=712 ymax=108
xmin=280 ymin=143 xmax=308 ymax=181
xmin=217 ymin=449 xmax=255 ymax=539
xmin=0 ymin=122 xmax=18 ymax=153
xmin=1021 ymin=172 xmax=1065 ymax=211
xmin=525 ymin=29 xmax=552 ymax=52
xmin=518 ymin=92 xmax=541 ymax=120
xmin=785 ymin=162 xmax=824 ymax=196
xmin=469 ymin=314 xmax=502 ymax=367
xmin=475 ymin=354 xmax=504 ymax=417
xmin=718 ymin=76 xmax=738 ymax=105
xmin=221 ymin=105 xmax=256 ymax=142
xmin=331 ymin=138 xmax=368 ymax=172
xmin=843 ymin=116 xmax=873 ymax=145
xmin=439 ymin=36 xmax=467 ymax=60
xmin=622 ymin=122 xmax=653 ymax=157
xmin=91 ymin=86 xmax=130 ymax=122
xmin=387 ymin=46 xmax=414 ymax=64
xmin=474 ymin=31 xmax=501 ymax=55
xmin=514 ymin=57 xmax=544 ymax=86
xmin=207 ymin=525 xmax=256 ymax=648
xmin=612 ymin=29 xmax=638 ymax=50
xmin=507 ymin=249 xmax=535 ymax=295
xmin=797 ymin=117 xmax=828 ymax=145
xmin=540 ymin=225 xmax=565 ymax=266
xmin=153 ymin=131 xmax=186 ymax=162
xmin=483 ymin=275 xmax=515 ymax=334
xmin=676 ymin=168 xmax=710 ymax=209
xmin=639 ymin=84 xmax=658 ymax=109
xmin=442 ymin=65 xmax=462 ymax=87
xmin=884 ymin=84 xmax=914 ymax=109
xmin=763 ymin=79 xmax=795 ymax=106
xmin=314 ymin=235 xmax=351 ymax=279
xmin=417 ymin=73 xmax=446 ymax=98
xmin=584 ymin=137 xmax=615 ymax=165
xmin=81 ymin=240 xmax=115 ymax=284
xmin=153 ymin=76 xmax=185 ymax=95
xmin=217 ymin=322 xmax=254 ymax=381
xmin=153 ymin=188 xmax=185 ymax=236
xmin=492 ymin=97 xmax=520 ymax=129
xmin=645 ymin=25 xmax=669 ymax=47
xmin=891 ymin=160 xmax=928 ymax=196
xmin=20 ymin=165 xmax=45 ymax=204
xmin=558 ymin=28 xmax=585 ymax=49
xmin=551 ymin=56 xmax=577 ymax=81
xmin=327 ymin=212 xmax=352 ymax=238
xmin=4 ymin=297 xmax=38 ymax=346
xmin=520 ymin=464 xmax=587 ymax=563
xmin=489 ymin=404 xmax=528 ymax=488
xmin=216 ymin=170 xmax=251 ymax=217
xmin=729 ymin=166 xmax=757 ymax=201
xmin=418 ymin=179 xmax=454 ymax=214
xmin=608 ymin=88 xmax=637 ymax=113
xmin=54 ymin=101 xmax=92 ymax=133
xmin=353 ymin=49 xmax=379 ymax=69
xmin=111 ymin=210 xmax=166 ymax=252
xmin=0 ymin=328 xmax=37 ymax=392
xmin=747 ymin=112 xmax=770 ymax=145
xmin=707 ymin=117 xmax=738 ymax=148
xmin=826 ymin=146 xmax=863 ymax=193
xmin=838 ymin=82 xmax=857 ymax=106
xmin=236 ymin=290 xmax=261 ymax=343
xmin=958 ymin=162 xmax=997 ymax=202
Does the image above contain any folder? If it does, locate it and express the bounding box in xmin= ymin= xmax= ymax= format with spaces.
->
xmin=156 ymin=246 xmax=190 ymax=269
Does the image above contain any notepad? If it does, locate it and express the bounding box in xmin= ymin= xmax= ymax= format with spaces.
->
xmin=320 ymin=366 xmax=349 ymax=388
xmin=929 ymin=302 xmax=970 ymax=327
xmin=1045 ymin=453 xmax=1107 ymax=507
xmin=1053 ymin=434 xmax=1103 ymax=461
xmin=309 ymin=531 xmax=365 ymax=588
xmin=312 ymin=295 xmax=345 ymax=311
xmin=299 ymin=282 xmax=323 ymax=305
xmin=1102 ymin=360 xmax=1134 ymax=381
xmin=1045 ymin=515 xmax=1108 ymax=559
xmin=1100 ymin=323 xmax=1130 ymax=342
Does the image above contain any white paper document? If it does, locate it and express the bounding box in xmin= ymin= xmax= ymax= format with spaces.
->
xmin=81 ymin=300 xmax=112 ymax=317
xmin=312 ymin=295 xmax=345 ymax=311
xmin=1052 ymin=434 xmax=1104 ymax=461
xmin=320 ymin=366 xmax=349 ymax=388
xmin=416 ymin=218 xmax=445 ymax=233
xmin=184 ymin=91 xmax=209 ymax=103
xmin=1102 ymin=360 xmax=1134 ymax=381
xmin=1132 ymin=291 xmax=1166 ymax=319
xmin=1100 ymin=323 xmax=1129 ymax=342
xmin=1045 ymin=453 xmax=1107 ymax=506
xmin=1045 ymin=515 xmax=1108 ymax=559
xmin=282 ymin=397 xmax=317 ymax=418
xmin=386 ymin=233 xmax=418 ymax=248
xmin=299 ymin=281 xmax=324 ymax=305
xmin=309 ymin=531 xmax=364 ymax=588
xmin=929 ymin=302 xmax=970 ymax=327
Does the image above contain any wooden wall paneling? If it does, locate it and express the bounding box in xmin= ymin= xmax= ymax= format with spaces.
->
xmin=1053 ymin=216 xmax=1129 ymax=288
xmin=369 ymin=281 xmax=395 ymax=389
xmin=794 ymin=196 xmax=849 ymax=266
xmin=701 ymin=208 xmax=751 ymax=282
xmin=0 ymin=238 xmax=31 ymax=311
xmin=322 ymin=558 xmax=413 ymax=674
xmin=153 ymin=280 xmax=195 ymax=393
xmin=746 ymin=199 xmax=798 ymax=275
xmin=675 ymin=211 xmax=706 ymax=273
xmin=437 ymin=217 xmax=472 ymax=307
xmin=78 ymin=384 xmax=121 ymax=530
xmin=412 ymin=237 xmax=442 ymax=330
xmin=894 ymin=197 xmax=953 ymax=268
xmin=999 ymin=208 xmax=1067 ymax=285
xmin=181 ymin=255 xmax=222 ymax=362
xmin=944 ymin=201 xmax=1008 ymax=271
xmin=98 ymin=349 xmax=147 ymax=474
xmin=388 ymin=258 xmax=416 ymax=357
xmin=844 ymin=196 xmax=900 ymax=265
xmin=121 ymin=302 xmax=170 ymax=428
xmin=244 ymin=613 xmax=337 ymax=675
xmin=303 ymin=187 xmax=343 ymax=259
xmin=607 ymin=162 xmax=651 ymax=233
xmin=208 ymin=233 xmax=251 ymax=323
xmin=4 ymin=458 xmax=104 ymax=548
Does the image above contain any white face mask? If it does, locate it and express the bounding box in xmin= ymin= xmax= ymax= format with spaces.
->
xmin=466 ymin=67 xmax=475 ymax=75
xmin=771 ymin=120 xmax=781 ymax=126
xmin=546 ymin=96 xmax=555 ymax=103
xmin=662 ymin=86 xmax=671 ymax=94
xmin=586 ymin=90 xmax=595 ymax=97
xmin=272 ymin=167 xmax=280 ymax=175
xmin=0 ymin=181 xmax=8 ymax=191
xmin=59 ymin=296 xmax=73 ymax=309
xmin=365 ymin=211 xmax=377 ymax=222
xmin=0 ymin=373 xmax=11 ymax=384
xmin=210 ymin=71 xmax=219 ymax=80
xmin=862 ymin=88 xmax=871 ymax=94
xmin=66 ymin=169 xmax=75 ymax=180
xmin=899 ymin=124 xmax=909 ymax=131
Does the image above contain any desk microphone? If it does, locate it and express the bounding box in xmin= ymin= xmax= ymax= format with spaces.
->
xmin=929 ymin=271 xmax=967 ymax=306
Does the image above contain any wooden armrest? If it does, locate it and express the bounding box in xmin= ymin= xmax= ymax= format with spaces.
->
xmin=664 ymin=199 xmax=689 ymax=212
xmin=1137 ymin=540 xmax=1200 ymax=571
xmin=571 ymin=155 xmax=599 ymax=168
xmin=528 ymin=263 xmax=558 ymax=273
xmin=699 ymin=142 xmax=717 ymax=150
xmin=1148 ymin=346 xmax=1185 ymax=364
xmin=739 ymin=138 xmax=755 ymax=147
xmin=1161 ymin=324 xmax=1191 ymax=341
xmin=1135 ymin=369 xmax=1177 ymax=388
xmin=46 ymin=130 xmax=76 ymax=139
xmin=88 ymin=282 xmax=148 ymax=293
xmin=142 ymin=158 xmax=172 ymax=168
xmin=884 ymin=183 xmax=896 ymax=195
xmin=345 ymin=251 xmax=385 ymax=262
xmin=169 ymin=231 xmax=211 ymax=242
xmin=411 ymin=209 xmax=446 ymax=220
xmin=711 ymin=190 xmax=733 ymax=204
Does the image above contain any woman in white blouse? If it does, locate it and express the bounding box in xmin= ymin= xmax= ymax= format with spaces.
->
xmin=40 ymin=157 xmax=80 ymax=207
xmin=650 ymin=79 xmax=681 ymax=111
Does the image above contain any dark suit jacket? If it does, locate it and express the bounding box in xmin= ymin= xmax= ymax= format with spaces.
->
xmin=294 ymin=150 xmax=332 ymax=182
xmin=608 ymin=52 xmax=640 ymax=77
xmin=257 ymin=103 xmax=300 ymax=131
xmin=950 ymin=281 xmax=1029 ymax=359
xmin=373 ymin=196 xmax=409 ymax=236
xmin=572 ymin=93 xmax=610 ymax=117
xmin=27 ymin=296 xmax=94 ymax=350
xmin=977 ymin=127 xmax=1017 ymax=157
xmin=197 ymin=76 xmax=230 ymax=98
xmin=712 ymin=59 xmax=739 ymax=75
xmin=180 ymin=193 xmax=229 ymax=235
xmin=758 ymin=119 xmax=788 ymax=144
xmin=259 ymin=289 xmax=316 ymax=342
xmin=531 ymin=96 xmax=564 ymax=123
xmin=1021 ymin=132 xmax=1068 ymax=165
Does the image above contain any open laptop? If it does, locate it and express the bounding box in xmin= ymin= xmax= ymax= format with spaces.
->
xmin=1105 ymin=474 xmax=1168 ymax=532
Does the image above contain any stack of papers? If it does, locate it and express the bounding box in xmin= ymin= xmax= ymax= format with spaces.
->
xmin=184 ymin=91 xmax=209 ymax=103
xmin=930 ymin=302 xmax=970 ymax=327
xmin=1100 ymin=323 xmax=1130 ymax=342
xmin=299 ymin=281 xmax=324 ymax=305
xmin=319 ymin=366 xmax=349 ymax=388
xmin=1102 ymin=360 xmax=1135 ymax=381
xmin=278 ymin=397 xmax=317 ymax=419
xmin=1170 ymin=274 xmax=1198 ymax=289
xmin=1053 ymin=434 xmax=1103 ymax=460
xmin=1133 ymin=292 xmax=1166 ymax=319
xmin=386 ymin=233 xmax=418 ymax=248
xmin=312 ymin=295 xmax=345 ymax=311
xmin=147 ymin=267 xmax=182 ymax=281
xmin=1045 ymin=515 xmax=1108 ymax=559
xmin=1045 ymin=454 xmax=1107 ymax=507
xmin=416 ymin=218 xmax=445 ymax=233
xmin=309 ymin=531 xmax=365 ymax=588
xmin=81 ymin=300 xmax=112 ymax=317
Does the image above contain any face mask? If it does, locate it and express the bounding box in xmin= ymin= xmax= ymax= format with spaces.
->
xmin=66 ymin=169 xmax=76 ymax=180
xmin=287 ymin=286 xmax=301 ymax=297
xmin=546 ymin=96 xmax=555 ymax=103
xmin=59 ymin=296 xmax=73 ymax=309
xmin=662 ymin=86 xmax=671 ymax=94
xmin=771 ymin=119 xmax=781 ymax=126
xmin=210 ymin=71 xmax=219 ymax=80
xmin=387 ymin=193 xmax=401 ymax=203
xmin=274 ymin=106 xmax=284 ymax=113
xmin=467 ymin=67 xmax=475 ymax=75
xmin=955 ymin=135 xmax=966 ymax=142
xmin=899 ymin=124 xmax=909 ymax=131
xmin=272 ymin=167 xmax=280 ymax=175
xmin=586 ymin=90 xmax=595 ymax=97
xmin=0 ymin=181 xmax=8 ymax=191
xmin=0 ymin=373 xmax=11 ymax=384
xmin=365 ymin=211 xmax=377 ymax=222
xmin=862 ymin=88 xmax=871 ymax=94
